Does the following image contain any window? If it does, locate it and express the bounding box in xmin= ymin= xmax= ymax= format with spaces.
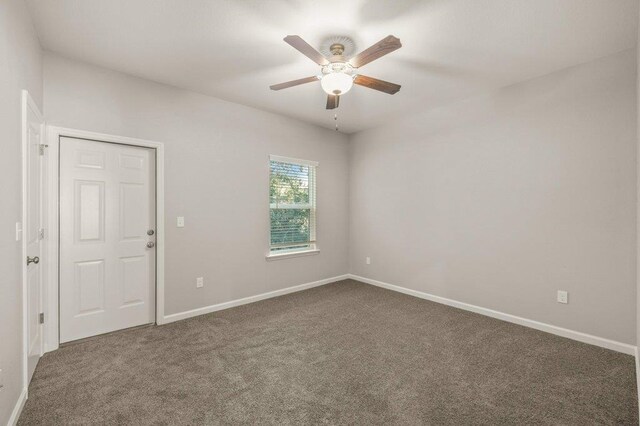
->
xmin=268 ymin=155 xmax=318 ymax=258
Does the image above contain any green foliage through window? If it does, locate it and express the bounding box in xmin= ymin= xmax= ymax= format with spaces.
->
xmin=269 ymin=159 xmax=316 ymax=251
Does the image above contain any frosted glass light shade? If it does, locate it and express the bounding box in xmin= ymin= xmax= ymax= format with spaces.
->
xmin=321 ymin=72 xmax=353 ymax=95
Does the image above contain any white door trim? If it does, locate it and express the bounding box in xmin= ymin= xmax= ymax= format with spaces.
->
xmin=45 ymin=126 xmax=165 ymax=352
xmin=21 ymin=90 xmax=44 ymax=394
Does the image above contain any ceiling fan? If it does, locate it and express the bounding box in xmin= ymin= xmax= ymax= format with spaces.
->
xmin=270 ymin=35 xmax=402 ymax=109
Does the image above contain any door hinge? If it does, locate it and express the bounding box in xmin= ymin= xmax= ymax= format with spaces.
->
xmin=39 ymin=144 xmax=48 ymax=156
xmin=39 ymin=313 xmax=44 ymax=324
xmin=39 ymin=228 xmax=45 ymax=240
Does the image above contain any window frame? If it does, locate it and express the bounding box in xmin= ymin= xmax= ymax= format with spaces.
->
xmin=266 ymin=155 xmax=319 ymax=260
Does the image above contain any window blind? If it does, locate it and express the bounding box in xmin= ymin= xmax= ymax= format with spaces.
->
xmin=269 ymin=156 xmax=317 ymax=252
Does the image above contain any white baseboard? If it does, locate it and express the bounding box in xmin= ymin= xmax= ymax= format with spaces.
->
xmin=8 ymin=387 xmax=27 ymax=426
xmin=636 ymin=347 xmax=640 ymax=418
xmin=349 ymin=274 xmax=636 ymax=356
xmin=163 ymin=274 xmax=350 ymax=324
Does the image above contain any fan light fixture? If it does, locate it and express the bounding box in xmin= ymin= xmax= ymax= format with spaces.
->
xmin=321 ymin=72 xmax=354 ymax=95
xmin=270 ymin=35 xmax=402 ymax=111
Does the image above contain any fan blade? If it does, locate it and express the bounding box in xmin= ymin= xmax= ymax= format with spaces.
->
xmin=270 ymin=76 xmax=319 ymax=91
xmin=284 ymin=35 xmax=330 ymax=66
xmin=349 ymin=35 xmax=402 ymax=68
xmin=354 ymin=75 xmax=401 ymax=94
xmin=326 ymin=94 xmax=340 ymax=109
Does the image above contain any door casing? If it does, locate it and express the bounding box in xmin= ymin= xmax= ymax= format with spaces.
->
xmin=44 ymin=126 xmax=166 ymax=352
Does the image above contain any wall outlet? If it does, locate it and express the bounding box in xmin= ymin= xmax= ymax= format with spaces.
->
xmin=557 ymin=290 xmax=568 ymax=304
xmin=177 ymin=216 xmax=185 ymax=228
xmin=196 ymin=277 xmax=204 ymax=288
xmin=366 ymin=257 xmax=371 ymax=265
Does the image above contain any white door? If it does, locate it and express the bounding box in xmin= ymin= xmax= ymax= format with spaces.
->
xmin=24 ymin=93 xmax=44 ymax=381
xmin=59 ymin=137 xmax=156 ymax=343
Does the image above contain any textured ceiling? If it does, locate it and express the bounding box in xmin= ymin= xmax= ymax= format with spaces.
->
xmin=27 ymin=0 xmax=639 ymax=133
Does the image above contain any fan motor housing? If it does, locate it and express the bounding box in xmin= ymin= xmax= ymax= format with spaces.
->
xmin=321 ymin=61 xmax=356 ymax=77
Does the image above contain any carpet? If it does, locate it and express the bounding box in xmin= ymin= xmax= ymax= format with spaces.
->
xmin=18 ymin=279 xmax=638 ymax=424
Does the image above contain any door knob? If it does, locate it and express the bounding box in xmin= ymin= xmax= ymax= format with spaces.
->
xmin=146 ymin=242 xmax=155 ymax=248
xmin=27 ymin=256 xmax=40 ymax=265
xmin=147 ymin=229 xmax=155 ymax=236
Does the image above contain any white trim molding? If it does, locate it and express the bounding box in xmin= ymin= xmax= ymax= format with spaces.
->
xmin=164 ymin=274 xmax=349 ymax=323
xmin=349 ymin=274 xmax=637 ymax=356
xmin=636 ymin=346 xmax=640 ymax=417
xmin=8 ymin=387 xmax=28 ymax=426
xmin=44 ymin=126 xmax=166 ymax=352
xmin=266 ymin=248 xmax=320 ymax=261
xmin=269 ymin=154 xmax=318 ymax=167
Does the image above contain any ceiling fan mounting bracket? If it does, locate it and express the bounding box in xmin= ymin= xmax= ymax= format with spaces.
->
xmin=329 ymin=43 xmax=344 ymax=56
xmin=319 ymin=35 xmax=356 ymax=58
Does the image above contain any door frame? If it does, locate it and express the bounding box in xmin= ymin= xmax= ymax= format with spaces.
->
xmin=21 ymin=90 xmax=44 ymax=392
xmin=44 ymin=126 xmax=166 ymax=352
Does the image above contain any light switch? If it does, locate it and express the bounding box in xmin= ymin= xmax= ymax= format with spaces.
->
xmin=15 ymin=222 xmax=22 ymax=241
xmin=177 ymin=217 xmax=185 ymax=228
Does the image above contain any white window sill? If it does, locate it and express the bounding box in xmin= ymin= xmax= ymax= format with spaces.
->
xmin=266 ymin=248 xmax=320 ymax=261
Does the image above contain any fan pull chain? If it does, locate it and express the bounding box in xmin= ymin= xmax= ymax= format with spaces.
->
xmin=334 ymin=114 xmax=338 ymax=132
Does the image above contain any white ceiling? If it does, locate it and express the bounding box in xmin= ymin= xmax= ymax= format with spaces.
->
xmin=27 ymin=0 xmax=638 ymax=133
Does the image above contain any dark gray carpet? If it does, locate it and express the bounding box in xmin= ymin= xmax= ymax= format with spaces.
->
xmin=18 ymin=279 xmax=638 ymax=425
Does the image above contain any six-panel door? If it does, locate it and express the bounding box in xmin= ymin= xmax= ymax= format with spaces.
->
xmin=59 ymin=137 xmax=156 ymax=343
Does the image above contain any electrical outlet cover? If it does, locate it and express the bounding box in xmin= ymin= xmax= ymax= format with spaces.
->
xmin=557 ymin=290 xmax=568 ymax=304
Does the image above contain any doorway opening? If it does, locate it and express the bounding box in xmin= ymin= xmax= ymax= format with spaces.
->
xmin=42 ymin=127 xmax=165 ymax=352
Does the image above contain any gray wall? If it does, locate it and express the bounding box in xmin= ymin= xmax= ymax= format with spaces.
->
xmin=43 ymin=53 xmax=350 ymax=316
xmin=39 ymin=48 xmax=640 ymax=345
xmin=349 ymin=50 xmax=637 ymax=345
xmin=0 ymin=0 xmax=42 ymax=422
